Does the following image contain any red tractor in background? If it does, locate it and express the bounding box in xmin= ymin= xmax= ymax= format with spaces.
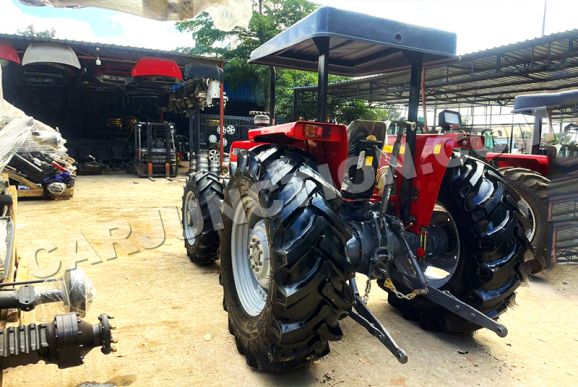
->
xmin=486 ymin=91 xmax=578 ymax=271
xmin=182 ymin=7 xmax=533 ymax=371
xmin=438 ymin=90 xmax=578 ymax=272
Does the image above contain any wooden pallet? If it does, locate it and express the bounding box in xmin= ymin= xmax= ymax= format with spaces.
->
xmin=4 ymin=169 xmax=73 ymax=199
xmin=0 ymin=174 xmax=21 ymax=329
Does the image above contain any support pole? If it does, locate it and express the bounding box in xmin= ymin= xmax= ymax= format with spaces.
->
xmin=188 ymin=106 xmax=201 ymax=172
xmin=421 ymin=67 xmax=428 ymax=132
xmin=219 ymin=63 xmax=225 ymax=173
xmin=532 ymin=115 xmax=543 ymax=155
xmin=509 ymin=116 xmax=515 ymax=153
xmin=269 ymin=66 xmax=276 ymax=125
xmin=314 ymin=37 xmax=330 ymax=122
xmin=147 ymin=123 xmax=153 ymax=178
xmin=400 ymin=53 xmax=423 ymax=224
xmin=293 ymin=90 xmax=298 ymax=121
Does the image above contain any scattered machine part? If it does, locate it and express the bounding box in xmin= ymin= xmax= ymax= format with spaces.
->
xmin=0 ymin=312 xmax=114 ymax=369
xmin=250 ymin=111 xmax=270 ymax=127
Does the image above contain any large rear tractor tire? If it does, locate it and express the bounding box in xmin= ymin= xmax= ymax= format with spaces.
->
xmin=499 ymin=167 xmax=550 ymax=273
xmin=182 ymin=171 xmax=223 ymax=265
xmin=220 ymin=146 xmax=354 ymax=371
xmin=382 ymin=157 xmax=528 ymax=333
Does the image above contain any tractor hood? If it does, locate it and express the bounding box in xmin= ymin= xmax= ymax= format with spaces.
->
xmin=0 ymin=41 xmax=20 ymax=65
xmin=19 ymin=0 xmax=252 ymax=31
xmin=22 ymin=43 xmax=81 ymax=69
xmin=131 ymin=57 xmax=184 ymax=80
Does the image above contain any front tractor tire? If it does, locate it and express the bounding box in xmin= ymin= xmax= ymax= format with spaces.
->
xmin=383 ymin=157 xmax=528 ymax=333
xmin=499 ymin=167 xmax=550 ymax=273
xmin=182 ymin=171 xmax=224 ymax=265
xmin=220 ymin=146 xmax=354 ymax=371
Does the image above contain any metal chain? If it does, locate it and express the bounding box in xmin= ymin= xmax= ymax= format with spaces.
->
xmin=362 ymin=279 xmax=372 ymax=304
xmin=382 ymin=278 xmax=425 ymax=301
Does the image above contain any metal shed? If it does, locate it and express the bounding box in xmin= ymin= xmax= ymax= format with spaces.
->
xmin=0 ymin=33 xmax=225 ymax=171
xmin=294 ymin=29 xmax=578 ymax=119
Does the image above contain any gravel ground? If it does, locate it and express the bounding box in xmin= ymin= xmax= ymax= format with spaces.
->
xmin=3 ymin=174 xmax=577 ymax=386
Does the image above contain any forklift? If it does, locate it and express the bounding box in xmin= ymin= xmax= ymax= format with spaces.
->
xmin=133 ymin=121 xmax=179 ymax=178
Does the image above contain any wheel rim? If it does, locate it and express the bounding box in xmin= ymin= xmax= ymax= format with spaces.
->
xmin=231 ymin=196 xmax=270 ymax=317
xmin=517 ymin=196 xmax=536 ymax=241
xmin=421 ymin=204 xmax=461 ymax=289
xmin=183 ymin=191 xmax=203 ymax=244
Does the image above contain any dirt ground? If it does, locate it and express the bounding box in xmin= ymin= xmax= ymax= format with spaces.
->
xmin=3 ymin=174 xmax=578 ymax=386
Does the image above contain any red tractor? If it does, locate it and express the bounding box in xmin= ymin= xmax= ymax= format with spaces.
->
xmin=182 ymin=7 xmax=533 ymax=371
xmin=485 ymin=91 xmax=578 ymax=272
xmin=439 ymin=91 xmax=578 ymax=272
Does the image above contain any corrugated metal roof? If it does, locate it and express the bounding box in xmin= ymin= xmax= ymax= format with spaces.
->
xmin=294 ymin=28 xmax=578 ymax=113
xmin=0 ymin=32 xmax=223 ymax=66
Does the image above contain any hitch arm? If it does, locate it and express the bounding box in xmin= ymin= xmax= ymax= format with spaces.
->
xmin=349 ymin=279 xmax=408 ymax=363
xmin=423 ymin=285 xmax=508 ymax=337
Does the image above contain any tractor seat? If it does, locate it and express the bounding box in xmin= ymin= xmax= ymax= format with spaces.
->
xmin=343 ymin=120 xmax=386 ymax=201
xmin=347 ymin=120 xmax=387 ymax=155
xmin=553 ymin=156 xmax=578 ymax=175
xmin=538 ymin=144 xmax=558 ymax=165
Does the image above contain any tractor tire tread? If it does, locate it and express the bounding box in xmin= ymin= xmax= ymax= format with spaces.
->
xmin=182 ymin=171 xmax=223 ymax=265
xmin=221 ymin=146 xmax=353 ymax=372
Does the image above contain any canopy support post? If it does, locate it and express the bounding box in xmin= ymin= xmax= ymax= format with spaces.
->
xmin=401 ymin=53 xmax=423 ymax=224
xmin=532 ymin=114 xmax=543 ymax=155
xmin=293 ymin=90 xmax=298 ymax=121
xmin=188 ymin=105 xmax=201 ymax=172
xmin=219 ymin=69 xmax=225 ymax=172
xmin=314 ymin=37 xmax=330 ymax=122
xmin=269 ymin=66 xmax=276 ymax=125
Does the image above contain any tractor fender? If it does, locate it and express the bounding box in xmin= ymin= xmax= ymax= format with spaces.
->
xmin=486 ymin=153 xmax=549 ymax=175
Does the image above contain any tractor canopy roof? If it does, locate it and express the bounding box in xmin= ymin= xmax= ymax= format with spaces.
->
xmin=514 ymin=90 xmax=578 ymax=114
xmin=248 ymin=7 xmax=457 ymax=76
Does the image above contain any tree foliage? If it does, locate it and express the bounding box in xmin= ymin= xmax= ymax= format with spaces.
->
xmin=333 ymin=100 xmax=402 ymax=124
xmin=17 ymin=25 xmax=56 ymax=39
xmin=176 ymin=0 xmax=398 ymax=123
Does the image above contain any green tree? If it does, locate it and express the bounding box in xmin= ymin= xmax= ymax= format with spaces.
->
xmin=177 ymin=0 xmax=317 ymax=120
xmin=17 ymin=25 xmax=56 ymax=39
xmin=177 ymin=0 xmax=398 ymax=122
xmin=333 ymin=100 xmax=401 ymax=124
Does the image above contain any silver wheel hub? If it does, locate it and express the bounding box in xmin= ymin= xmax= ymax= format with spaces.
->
xmin=183 ymin=191 xmax=203 ymax=243
xmin=231 ymin=199 xmax=271 ymax=317
xmin=518 ymin=196 xmax=536 ymax=241
xmin=421 ymin=204 xmax=461 ymax=289
xmin=248 ymin=221 xmax=271 ymax=289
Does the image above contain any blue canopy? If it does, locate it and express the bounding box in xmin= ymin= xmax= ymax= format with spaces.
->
xmin=514 ymin=90 xmax=578 ymax=114
xmin=249 ymin=7 xmax=457 ymax=76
